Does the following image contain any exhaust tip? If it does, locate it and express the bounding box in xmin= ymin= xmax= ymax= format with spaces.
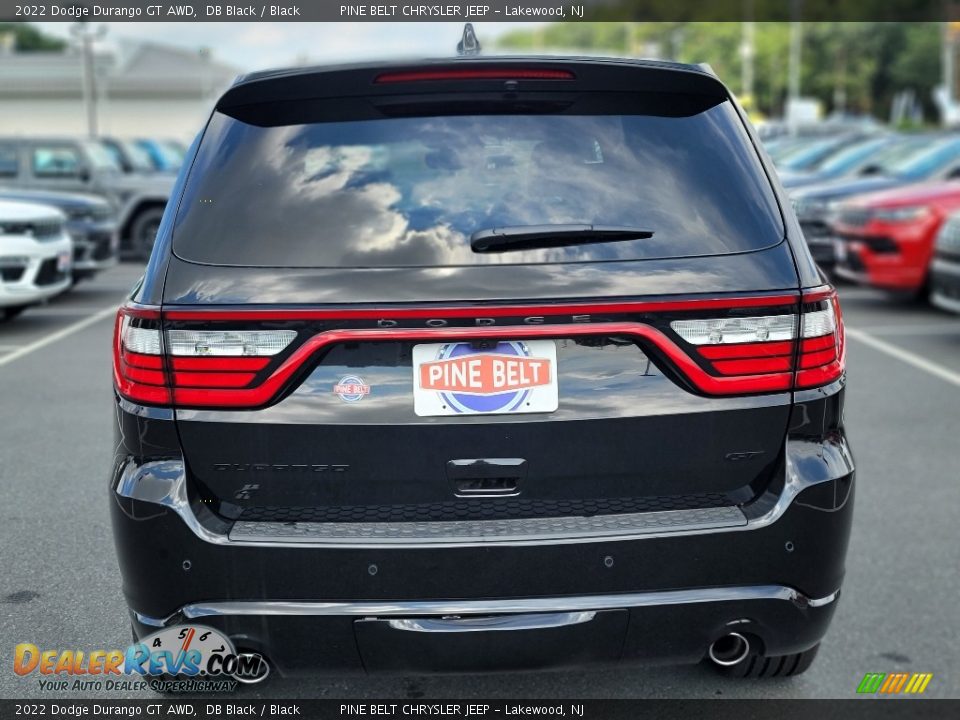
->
xmin=708 ymin=632 xmax=750 ymax=667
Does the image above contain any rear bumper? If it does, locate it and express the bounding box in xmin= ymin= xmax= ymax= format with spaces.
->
xmin=129 ymin=586 xmax=840 ymax=675
xmin=112 ymin=403 xmax=854 ymax=673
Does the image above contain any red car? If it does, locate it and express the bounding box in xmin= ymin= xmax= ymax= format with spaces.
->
xmin=832 ymin=181 xmax=960 ymax=294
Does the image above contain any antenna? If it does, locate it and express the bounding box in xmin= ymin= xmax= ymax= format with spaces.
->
xmin=457 ymin=23 xmax=481 ymax=56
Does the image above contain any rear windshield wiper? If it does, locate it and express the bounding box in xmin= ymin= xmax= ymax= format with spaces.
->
xmin=470 ymin=224 xmax=654 ymax=253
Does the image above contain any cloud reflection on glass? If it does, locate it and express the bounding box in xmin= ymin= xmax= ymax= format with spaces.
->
xmin=174 ymin=103 xmax=783 ymax=268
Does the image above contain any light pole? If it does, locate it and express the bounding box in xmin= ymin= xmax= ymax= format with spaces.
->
xmin=741 ymin=0 xmax=755 ymax=101
xmin=741 ymin=20 xmax=755 ymax=100
xmin=71 ymin=23 xmax=107 ymax=138
xmin=787 ymin=3 xmax=803 ymax=131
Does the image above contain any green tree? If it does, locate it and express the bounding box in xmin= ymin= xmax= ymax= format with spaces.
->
xmin=0 ymin=23 xmax=66 ymax=52
xmin=495 ymin=21 xmax=943 ymax=122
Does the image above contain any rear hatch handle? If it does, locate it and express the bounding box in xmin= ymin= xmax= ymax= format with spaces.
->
xmin=447 ymin=458 xmax=527 ymax=497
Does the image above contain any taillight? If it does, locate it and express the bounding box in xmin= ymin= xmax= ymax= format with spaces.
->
xmin=795 ymin=289 xmax=845 ymax=389
xmin=670 ymin=312 xmax=798 ymax=392
xmin=113 ymin=305 xmax=298 ymax=407
xmin=113 ymin=289 xmax=846 ymax=410
xmin=668 ymin=287 xmax=845 ymax=392
xmin=166 ymin=329 xmax=296 ymax=402
xmin=113 ymin=306 xmax=170 ymax=405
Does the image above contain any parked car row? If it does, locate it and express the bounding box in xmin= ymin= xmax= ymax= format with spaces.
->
xmin=766 ymin=129 xmax=960 ymax=314
xmin=0 ymin=135 xmax=176 ymax=263
xmin=0 ymin=135 xmax=184 ymax=322
xmin=0 ymin=198 xmax=73 ymax=321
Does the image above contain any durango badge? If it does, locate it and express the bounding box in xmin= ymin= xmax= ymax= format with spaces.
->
xmin=412 ymin=340 xmax=558 ymax=417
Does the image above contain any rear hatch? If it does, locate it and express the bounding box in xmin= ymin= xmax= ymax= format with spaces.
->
xmin=152 ymin=60 xmax=803 ymax=530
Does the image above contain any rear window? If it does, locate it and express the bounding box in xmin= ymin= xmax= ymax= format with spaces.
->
xmin=173 ymin=99 xmax=784 ymax=267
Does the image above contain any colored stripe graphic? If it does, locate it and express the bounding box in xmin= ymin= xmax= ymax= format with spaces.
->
xmin=857 ymin=672 xmax=932 ymax=694
xmin=857 ymin=673 xmax=886 ymax=693
xmin=909 ymin=673 xmax=933 ymax=694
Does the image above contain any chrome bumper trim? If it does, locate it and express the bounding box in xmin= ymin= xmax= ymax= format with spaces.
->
xmin=133 ymin=586 xmax=841 ymax=628
xmin=228 ymin=506 xmax=746 ymax=545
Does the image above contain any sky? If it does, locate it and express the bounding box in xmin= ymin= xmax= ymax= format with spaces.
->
xmin=34 ymin=22 xmax=546 ymax=73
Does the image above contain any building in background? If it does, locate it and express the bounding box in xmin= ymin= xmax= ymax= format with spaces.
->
xmin=0 ymin=35 xmax=240 ymax=139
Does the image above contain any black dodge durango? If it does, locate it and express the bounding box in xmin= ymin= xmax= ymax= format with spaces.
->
xmin=111 ymin=57 xmax=854 ymax=681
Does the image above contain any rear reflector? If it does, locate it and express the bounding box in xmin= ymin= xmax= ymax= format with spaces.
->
xmin=374 ymin=68 xmax=576 ymax=84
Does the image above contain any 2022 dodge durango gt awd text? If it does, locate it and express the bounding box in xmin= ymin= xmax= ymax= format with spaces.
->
xmin=110 ymin=58 xmax=854 ymax=681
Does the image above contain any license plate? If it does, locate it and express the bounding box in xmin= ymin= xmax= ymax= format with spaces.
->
xmin=56 ymin=251 xmax=72 ymax=272
xmin=412 ymin=340 xmax=559 ymax=417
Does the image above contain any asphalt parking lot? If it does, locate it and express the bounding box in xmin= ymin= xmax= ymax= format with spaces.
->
xmin=1 ymin=263 xmax=958 ymax=700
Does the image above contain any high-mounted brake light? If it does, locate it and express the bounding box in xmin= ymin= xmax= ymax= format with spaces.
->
xmin=374 ymin=68 xmax=575 ymax=84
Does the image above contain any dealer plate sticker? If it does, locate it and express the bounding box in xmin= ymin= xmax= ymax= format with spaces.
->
xmin=412 ymin=340 xmax=558 ymax=417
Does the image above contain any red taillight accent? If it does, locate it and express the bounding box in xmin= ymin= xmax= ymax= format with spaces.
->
xmin=800 ymin=335 xmax=835 ymax=353
xmin=374 ymin=68 xmax=575 ymax=84
xmin=122 ymin=351 xmax=163 ymax=370
xmin=712 ymin=357 xmax=794 ymax=375
xmin=166 ymin=323 xmax=794 ymax=408
xmin=799 ymin=348 xmax=837 ymax=369
xmin=123 ymin=365 xmax=167 ymax=385
xmin=172 ymin=371 xmax=258 ymax=388
xmin=698 ymin=340 xmax=795 ymax=360
xmin=170 ymin=357 xmax=271 ymax=372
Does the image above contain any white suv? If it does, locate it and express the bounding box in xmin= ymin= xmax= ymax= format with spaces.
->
xmin=0 ymin=199 xmax=72 ymax=321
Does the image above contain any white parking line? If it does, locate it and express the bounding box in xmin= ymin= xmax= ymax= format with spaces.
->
xmin=836 ymin=288 xmax=882 ymax=300
xmin=846 ymin=327 xmax=960 ymax=388
xmin=23 ymin=307 xmax=122 ymax=317
xmin=0 ymin=305 xmax=117 ymax=369
xmin=854 ymin=323 xmax=960 ymax=336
